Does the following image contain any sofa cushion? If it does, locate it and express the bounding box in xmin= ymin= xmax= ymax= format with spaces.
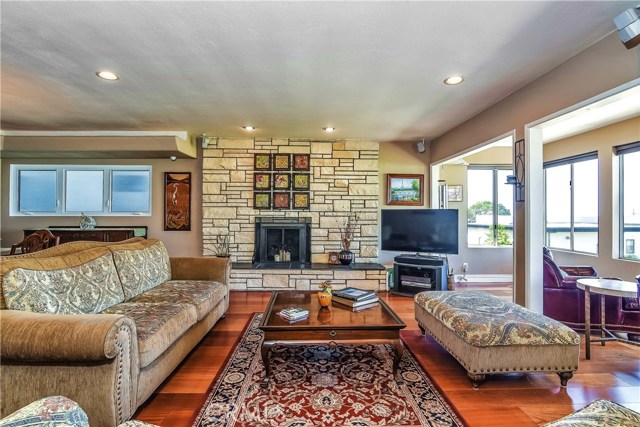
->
xmin=1 ymin=248 xmax=124 ymax=314
xmin=544 ymin=399 xmax=640 ymax=426
xmin=111 ymin=239 xmax=171 ymax=300
xmin=130 ymin=280 xmax=226 ymax=321
xmin=415 ymin=291 xmax=580 ymax=347
xmin=101 ymin=301 xmax=196 ymax=367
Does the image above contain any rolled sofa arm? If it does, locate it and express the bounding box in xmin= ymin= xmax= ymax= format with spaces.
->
xmin=0 ymin=310 xmax=136 ymax=362
xmin=0 ymin=310 xmax=139 ymax=426
xmin=170 ymin=257 xmax=231 ymax=285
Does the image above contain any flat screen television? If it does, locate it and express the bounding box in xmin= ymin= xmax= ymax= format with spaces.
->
xmin=381 ymin=209 xmax=459 ymax=254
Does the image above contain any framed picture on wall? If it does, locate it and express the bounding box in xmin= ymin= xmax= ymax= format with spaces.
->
xmin=292 ymin=173 xmax=310 ymax=190
xmin=164 ymin=172 xmax=191 ymax=231
xmin=254 ymin=173 xmax=271 ymax=190
xmin=386 ymin=174 xmax=423 ymax=206
xmin=254 ymin=192 xmax=271 ymax=209
xmin=254 ymin=153 xmax=271 ymax=170
xmin=273 ymin=173 xmax=291 ymax=189
xmin=447 ymin=185 xmax=463 ymax=202
xmin=273 ymin=154 xmax=291 ymax=170
xmin=293 ymin=154 xmax=311 ymax=171
xmin=292 ymin=192 xmax=310 ymax=209
xmin=273 ymin=192 xmax=291 ymax=209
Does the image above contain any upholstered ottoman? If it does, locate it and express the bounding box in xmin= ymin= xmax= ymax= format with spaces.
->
xmin=544 ymin=399 xmax=640 ymax=426
xmin=414 ymin=291 xmax=580 ymax=389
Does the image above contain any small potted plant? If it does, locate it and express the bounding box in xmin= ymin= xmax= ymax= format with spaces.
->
xmin=213 ymin=235 xmax=230 ymax=258
xmin=317 ymin=280 xmax=332 ymax=308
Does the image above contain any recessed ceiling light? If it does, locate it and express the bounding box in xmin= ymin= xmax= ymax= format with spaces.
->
xmin=323 ymin=127 xmax=335 ymax=132
xmin=242 ymin=126 xmax=255 ymax=131
xmin=96 ymin=70 xmax=119 ymax=81
xmin=443 ymin=75 xmax=464 ymax=85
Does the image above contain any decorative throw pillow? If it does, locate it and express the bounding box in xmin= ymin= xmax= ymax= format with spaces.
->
xmin=2 ymin=252 xmax=125 ymax=314
xmin=112 ymin=240 xmax=171 ymax=300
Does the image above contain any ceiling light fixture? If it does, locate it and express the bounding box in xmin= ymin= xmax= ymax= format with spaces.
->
xmin=96 ymin=70 xmax=119 ymax=81
xmin=323 ymin=127 xmax=335 ymax=132
xmin=242 ymin=126 xmax=255 ymax=131
xmin=443 ymin=75 xmax=464 ymax=85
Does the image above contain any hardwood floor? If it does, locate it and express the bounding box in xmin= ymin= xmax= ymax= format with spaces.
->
xmin=134 ymin=286 xmax=640 ymax=426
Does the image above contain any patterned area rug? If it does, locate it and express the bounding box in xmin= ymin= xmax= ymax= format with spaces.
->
xmin=192 ymin=314 xmax=465 ymax=427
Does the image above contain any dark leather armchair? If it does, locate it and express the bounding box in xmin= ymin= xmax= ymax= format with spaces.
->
xmin=543 ymin=247 xmax=598 ymax=329
xmin=543 ymin=248 xmax=640 ymax=336
xmin=620 ymin=276 xmax=640 ymax=339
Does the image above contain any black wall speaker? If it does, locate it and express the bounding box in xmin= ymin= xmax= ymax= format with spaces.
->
xmin=615 ymin=6 xmax=640 ymax=49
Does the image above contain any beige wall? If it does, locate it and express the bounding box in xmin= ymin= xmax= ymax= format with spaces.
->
xmin=0 ymin=155 xmax=203 ymax=257
xmin=543 ymin=116 xmax=640 ymax=280
xmin=378 ymin=141 xmax=431 ymax=265
xmin=430 ymin=33 xmax=640 ymax=304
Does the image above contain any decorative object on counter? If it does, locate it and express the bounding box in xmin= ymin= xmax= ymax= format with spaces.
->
xmin=79 ymin=212 xmax=96 ymax=230
xmin=328 ymin=251 xmax=340 ymax=265
xmin=164 ymin=172 xmax=191 ymax=231
xmin=387 ymin=174 xmax=424 ymax=206
xmin=338 ymin=215 xmax=356 ymax=265
xmin=212 ymin=235 xmax=230 ymax=257
xmin=317 ymin=280 xmax=333 ymax=307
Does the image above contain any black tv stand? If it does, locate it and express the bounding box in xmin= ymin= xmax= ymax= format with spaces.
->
xmin=392 ymin=254 xmax=448 ymax=296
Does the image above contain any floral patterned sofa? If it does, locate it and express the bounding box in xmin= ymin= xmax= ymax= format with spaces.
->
xmin=0 ymin=238 xmax=231 ymax=427
xmin=415 ymin=291 xmax=580 ymax=388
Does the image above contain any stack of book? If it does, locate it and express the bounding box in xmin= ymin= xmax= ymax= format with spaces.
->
xmin=332 ymin=287 xmax=379 ymax=310
xmin=277 ymin=307 xmax=309 ymax=322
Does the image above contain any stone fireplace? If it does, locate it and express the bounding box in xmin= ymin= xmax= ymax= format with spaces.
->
xmin=254 ymin=217 xmax=311 ymax=267
xmin=202 ymin=137 xmax=386 ymax=291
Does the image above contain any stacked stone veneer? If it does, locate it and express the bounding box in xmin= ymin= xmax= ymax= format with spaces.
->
xmin=202 ymin=137 xmax=386 ymax=291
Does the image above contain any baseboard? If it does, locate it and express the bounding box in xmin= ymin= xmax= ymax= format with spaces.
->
xmin=457 ymin=274 xmax=513 ymax=283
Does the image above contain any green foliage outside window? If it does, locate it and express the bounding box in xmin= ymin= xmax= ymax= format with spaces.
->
xmin=468 ymin=200 xmax=511 ymax=222
xmin=485 ymin=224 xmax=512 ymax=246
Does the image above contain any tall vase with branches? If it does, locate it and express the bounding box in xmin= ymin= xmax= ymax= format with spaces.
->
xmin=338 ymin=215 xmax=356 ymax=265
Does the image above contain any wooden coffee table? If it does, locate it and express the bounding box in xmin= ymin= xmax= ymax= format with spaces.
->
xmin=258 ymin=291 xmax=407 ymax=387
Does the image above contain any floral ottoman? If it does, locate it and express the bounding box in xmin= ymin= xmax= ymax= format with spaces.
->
xmin=414 ymin=291 xmax=580 ymax=388
xmin=544 ymin=399 xmax=640 ymax=426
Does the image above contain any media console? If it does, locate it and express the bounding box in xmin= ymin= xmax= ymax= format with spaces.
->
xmin=392 ymin=254 xmax=448 ymax=296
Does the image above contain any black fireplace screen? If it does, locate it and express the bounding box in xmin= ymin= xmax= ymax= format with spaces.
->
xmin=254 ymin=217 xmax=312 ymax=264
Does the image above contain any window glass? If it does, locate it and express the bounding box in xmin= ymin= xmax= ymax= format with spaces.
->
xmin=467 ymin=169 xmax=493 ymax=246
xmin=18 ymin=170 xmax=57 ymax=212
xmin=496 ymin=169 xmax=514 ymax=246
xmin=467 ymin=168 xmax=513 ymax=247
xmin=112 ymin=170 xmax=151 ymax=212
xmin=545 ymin=164 xmax=571 ymax=250
xmin=622 ymin=151 xmax=640 ymax=260
xmin=572 ymin=159 xmax=598 ymax=253
xmin=65 ymin=170 xmax=104 ymax=212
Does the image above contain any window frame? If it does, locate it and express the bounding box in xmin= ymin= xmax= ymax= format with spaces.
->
xmin=10 ymin=164 xmax=153 ymax=216
xmin=616 ymin=141 xmax=640 ymax=262
xmin=543 ymin=152 xmax=599 ymax=255
xmin=466 ymin=165 xmax=514 ymax=248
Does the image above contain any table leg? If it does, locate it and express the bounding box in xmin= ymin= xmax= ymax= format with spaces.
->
xmin=600 ymin=294 xmax=606 ymax=346
xmin=584 ymin=286 xmax=591 ymax=360
xmin=392 ymin=339 xmax=404 ymax=384
xmin=260 ymin=341 xmax=275 ymax=388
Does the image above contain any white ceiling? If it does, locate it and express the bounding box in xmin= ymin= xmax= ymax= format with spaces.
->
xmin=1 ymin=1 xmax=636 ymax=141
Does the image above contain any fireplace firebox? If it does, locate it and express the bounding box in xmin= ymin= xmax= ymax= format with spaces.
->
xmin=253 ymin=217 xmax=312 ymax=267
